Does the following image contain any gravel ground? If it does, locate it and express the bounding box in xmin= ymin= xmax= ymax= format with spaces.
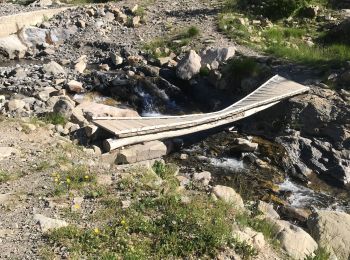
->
xmin=0 ymin=2 xmax=61 ymax=16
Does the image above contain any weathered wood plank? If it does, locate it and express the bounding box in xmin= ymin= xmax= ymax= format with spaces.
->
xmin=94 ymin=75 xmax=309 ymax=141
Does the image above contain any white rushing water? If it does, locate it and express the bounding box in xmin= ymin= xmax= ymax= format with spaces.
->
xmin=279 ymin=178 xmax=349 ymax=212
xmin=136 ymin=88 xmax=160 ymax=116
xmin=142 ymin=111 xmax=163 ymax=117
xmin=209 ymin=157 xmax=245 ymax=170
xmin=135 ymin=86 xmax=179 ymax=116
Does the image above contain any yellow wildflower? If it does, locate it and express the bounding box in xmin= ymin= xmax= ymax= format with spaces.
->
xmin=84 ymin=175 xmax=89 ymax=180
xmin=66 ymin=178 xmax=71 ymax=184
xmin=74 ymin=204 xmax=80 ymax=209
xmin=121 ymin=219 xmax=126 ymax=225
xmin=94 ymin=228 xmax=100 ymax=234
xmin=54 ymin=178 xmax=59 ymax=182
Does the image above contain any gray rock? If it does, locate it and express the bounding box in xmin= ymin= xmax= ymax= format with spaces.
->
xmin=176 ymin=50 xmax=201 ymax=80
xmin=231 ymin=138 xmax=258 ymax=153
xmin=74 ymin=102 xmax=139 ymax=118
xmin=307 ymin=210 xmax=350 ymax=260
xmin=53 ymin=98 xmax=75 ymax=117
xmin=76 ymin=19 xmax=86 ymax=28
xmin=67 ymin=80 xmax=84 ymax=93
xmin=20 ymin=26 xmax=50 ymax=48
xmin=55 ymin=124 xmax=65 ymax=134
xmin=0 ymin=35 xmax=27 ymax=59
xmin=42 ymin=61 xmax=66 ymax=76
xmin=7 ymin=99 xmax=25 ymax=111
xmin=176 ymin=175 xmax=190 ymax=187
xmin=271 ymin=219 xmax=318 ymax=259
xmin=235 ymin=227 xmax=265 ymax=250
xmin=34 ymin=214 xmax=68 ymax=233
xmin=74 ymin=55 xmax=87 ymax=73
xmin=0 ymin=147 xmax=19 ymax=160
xmin=0 ymin=95 xmax=5 ymax=109
xmin=256 ymin=200 xmax=280 ymax=220
xmin=212 ymin=185 xmax=244 ymax=210
xmin=36 ymin=87 xmax=57 ymax=102
xmin=110 ymin=52 xmax=123 ymax=66
xmin=29 ymin=0 xmax=55 ymax=7
xmin=105 ymin=12 xmax=115 ymax=22
xmin=199 ymin=46 xmax=236 ymax=69
xmin=132 ymin=16 xmax=141 ymax=27
xmin=10 ymin=68 xmax=27 ymax=79
xmin=116 ymin=141 xmax=167 ymax=164
xmin=277 ymin=133 xmax=350 ymax=185
xmin=193 ymin=171 xmax=211 ymax=186
xmin=179 ymin=153 xmax=188 ymax=160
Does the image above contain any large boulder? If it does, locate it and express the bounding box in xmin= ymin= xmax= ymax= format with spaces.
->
xmin=53 ymin=98 xmax=75 ymax=117
xmin=176 ymin=50 xmax=201 ymax=80
xmin=235 ymin=227 xmax=265 ymax=250
xmin=67 ymin=80 xmax=84 ymax=93
xmin=271 ymin=219 xmax=318 ymax=259
xmin=0 ymin=35 xmax=27 ymax=59
xmin=324 ymin=18 xmax=350 ymax=44
xmin=7 ymin=99 xmax=26 ymax=112
xmin=34 ymin=214 xmax=68 ymax=233
xmin=74 ymin=102 xmax=139 ymax=119
xmin=212 ymin=185 xmax=244 ymax=210
xmin=116 ymin=141 xmax=167 ymax=164
xmin=241 ymin=87 xmax=350 ymax=185
xmin=230 ymin=138 xmax=258 ymax=153
xmin=20 ymin=26 xmax=49 ymax=47
xmin=200 ymin=46 xmax=236 ymax=69
xmin=307 ymin=210 xmax=350 ymax=260
xmin=42 ymin=61 xmax=66 ymax=76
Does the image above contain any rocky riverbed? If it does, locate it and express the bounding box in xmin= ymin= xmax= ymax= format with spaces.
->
xmin=1 ymin=0 xmax=350 ymax=259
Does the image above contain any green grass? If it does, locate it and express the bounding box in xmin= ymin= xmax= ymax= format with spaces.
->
xmin=218 ymin=10 xmax=350 ymax=68
xmin=0 ymin=170 xmax=11 ymax=183
xmin=266 ymin=42 xmax=350 ymax=66
xmin=52 ymin=165 xmax=96 ymax=196
xmin=185 ymin=26 xmax=200 ymax=38
xmin=0 ymin=170 xmax=24 ymax=183
xmin=47 ymin=195 xmax=256 ymax=259
xmin=224 ymin=57 xmax=263 ymax=78
xmin=236 ymin=213 xmax=280 ymax=247
xmin=45 ymin=162 xmax=258 ymax=259
xmin=225 ymin=0 xmax=329 ymax=20
xmin=305 ymin=247 xmax=331 ymax=260
xmin=42 ymin=113 xmax=67 ymax=126
xmin=144 ymin=26 xmax=201 ymax=58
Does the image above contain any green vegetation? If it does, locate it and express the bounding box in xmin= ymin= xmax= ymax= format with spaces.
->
xmin=306 ymin=247 xmax=331 ymax=260
xmin=0 ymin=170 xmax=24 ymax=183
xmin=219 ymin=1 xmax=350 ymax=67
xmin=231 ymin=0 xmax=309 ymax=20
xmin=144 ymin=26 xmax=201 ymax=58
xmin=45 ymin=162 xmax=260 ymax=259
xmin=52 ymin=165 xmax=96 ymax=196
xmin=0 ymin=170 xmax=11 ymax=183
xmin=236 ymin=213 xmax=280 ymax=247
xmin=42 ymin=112 xmax=67 ymax=126
xmin=224 ymin=57 xmax=265 ymax=79
xmin=227 ymin=0 xmax=330 ymax=20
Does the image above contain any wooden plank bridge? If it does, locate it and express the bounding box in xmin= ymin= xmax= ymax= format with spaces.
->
xmin=93 ymin=75 xmax=309 ymax=151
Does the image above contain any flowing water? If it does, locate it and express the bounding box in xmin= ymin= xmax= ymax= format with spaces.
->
xmin=279 ymin=178 xmax=350 ymax=212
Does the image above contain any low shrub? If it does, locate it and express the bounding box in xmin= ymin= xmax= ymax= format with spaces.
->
xmin=228 ymin=0 xmax=312 ymax=20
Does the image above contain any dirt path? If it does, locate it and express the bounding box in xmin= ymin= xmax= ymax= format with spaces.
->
xmin=0 ymin=118 xmax=108 ymax=258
